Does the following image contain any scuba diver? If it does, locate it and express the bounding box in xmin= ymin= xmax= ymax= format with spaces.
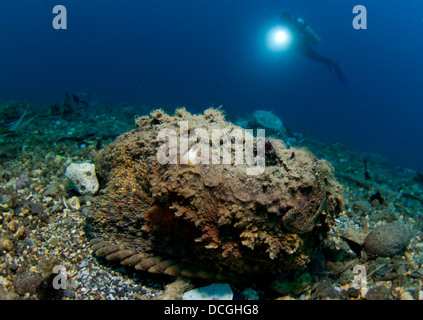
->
xmin=280 ymin=12 xmax=348 ymax=86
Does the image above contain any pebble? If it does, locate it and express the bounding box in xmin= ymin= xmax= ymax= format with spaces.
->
xmin=0 ymin=238 xmax=13 ymax=251
xmin=400 ymin=291 xmax=414 ymax=300
xmin=14 ymin=226 xmax=26 ymax=240
xmin=0 ymin=276 xmax=10 ymax=286
xmin=67 ymin=196 xmax=81 ymax=211
xmin=360 ymin=287 xmax=368 ymax=299
xmin=8 ymin=220 xmax=18 ymax=233
xmin=365 ymin=285 xmax=393 ymax=300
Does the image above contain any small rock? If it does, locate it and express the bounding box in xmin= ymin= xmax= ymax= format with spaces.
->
xmin=14 ymin=271 xmax=44 ymax=295
xmin=0 ymin=285 xmax=19 ymax=300
xmin=65 ymin=162 xmax=99 ymax=195
xmin=339 ymin=269 xmax=355 ymax=286
xmin=363 ymin=222 xmax=412 ymax=258
xmin=161 ymin=278 xmax=193 ymax=300
xmin=0 ymin=276 xmax=11 ymax=286
xmin=29 ymin=202 xmax=45 ymax=215
xmin=275 ymin=296 xmax=295 ymax=300
xmin=347 ymin=287 xmax=361 ymax=299
xmin=77 ymin=261 xmax=89 ymax=269
xmin=33 ymin=169 xmax=43 ymax=177
xmin=360 ymin=286 xmax=369 ymax=299
xmin=310 ymin=279 xmax=344 ymax=300
xmin=8 ymin=264 xmax=19 ymax=273
xmin=0 ymin=237 xmax=13 ymax=251
xmin=49 ymin=237 xmax=60 ymax=246
xmin=365 ymin=285 xmax=393 ymax=300
xmin=63 ymin=289 xmax=76 ymax=299
xmin=22 ymin=237 xmax=36 ymax=247
xmin=44 ymin=182 xmax=60 ymax=197
xmin=8 ymin=220 xmax=18 ymax=233
xmin=67 ymin=196 xmax=81 ymax=210
xmin=14 ymin=226 xmax=26 ymax=240
xmin=400 ymin=291 xmax=414 ymax=300
xmin=182 ymin=283 xmax=233 ymax=300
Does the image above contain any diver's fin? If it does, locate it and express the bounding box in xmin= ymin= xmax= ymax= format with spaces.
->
xmin=333 ymin=62 xmax=348 ymax=87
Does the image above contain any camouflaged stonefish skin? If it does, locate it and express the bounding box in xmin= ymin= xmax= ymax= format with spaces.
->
xmin=86 ymin=108 xmax=344 ymax=281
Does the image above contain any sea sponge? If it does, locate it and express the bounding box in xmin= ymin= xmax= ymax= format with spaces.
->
xmin=87 ymin=108 xmax=343 ymax=281
xmin=249 ymin=110 xmax=284 ymax=133
xmin=65 ymin=162 xmax=99 ymax=195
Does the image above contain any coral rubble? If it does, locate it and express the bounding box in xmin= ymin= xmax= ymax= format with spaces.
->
xmin=87 ymin=108 xmax=343 ymax=281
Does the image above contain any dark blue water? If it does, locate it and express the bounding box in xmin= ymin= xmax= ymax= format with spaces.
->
xmin=1 ymin=0 xmax=422 ymax=171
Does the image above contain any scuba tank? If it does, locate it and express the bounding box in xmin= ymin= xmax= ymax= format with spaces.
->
xmin=296 ymin=17 xmax=322 ymax=44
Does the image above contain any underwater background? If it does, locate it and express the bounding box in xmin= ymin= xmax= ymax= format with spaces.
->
xmin=1 ymin=0 xmax=423 ymax=302
xmin=0 ymin=0 xmax=422 ymax=172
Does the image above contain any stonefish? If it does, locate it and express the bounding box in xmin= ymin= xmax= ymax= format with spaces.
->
xmin=86 ymin=108 xmax=343 ymax=281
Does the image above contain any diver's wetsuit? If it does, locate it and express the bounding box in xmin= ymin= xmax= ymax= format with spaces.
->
xmin=281 ymin=12 xmax=348 ymax=86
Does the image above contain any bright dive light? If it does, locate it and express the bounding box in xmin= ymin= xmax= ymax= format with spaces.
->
xmin=275 ymin=30 xmax=288 ymax=42
xmin=266 ymin=26 xmax=292 ymax=52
